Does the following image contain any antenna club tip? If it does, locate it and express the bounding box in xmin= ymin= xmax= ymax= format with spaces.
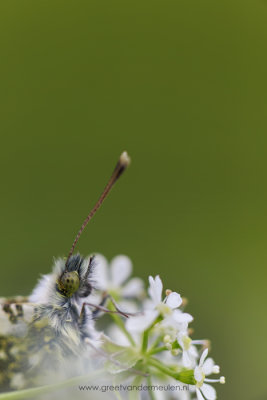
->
xmin=120 ymin=151 xmax=131 ymax=167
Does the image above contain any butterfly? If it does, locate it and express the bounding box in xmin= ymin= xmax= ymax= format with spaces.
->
xmin=0 ymin=152 xmax=130 ymax=392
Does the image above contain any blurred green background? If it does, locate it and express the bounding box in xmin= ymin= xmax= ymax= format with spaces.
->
xmin=0 ymin=1 xmax=267 ymax=399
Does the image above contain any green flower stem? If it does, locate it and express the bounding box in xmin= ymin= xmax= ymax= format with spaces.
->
xmin=141 ymin=329 xmax=149 ymax=354
xmin=114 ymin=388 xmax=123 ymax=400
xmin=146 ymin=373 xmax=156 ymax=400
xmin=148 ymin=358 xmax=195 ymax=385
xmin=129 ymin=375 xmax=144 ymax=400
xmin=148 ymin=335 xmax=163 ymax=351
xmin=107 ymin=301 xmax=136 ymax=346
xmin=147 ymin=345 xmax=167 ymax=356
xmin=0 ymin=369 xmax=105 ymax=400
xmin=141 ymin=315 xmax=163 ymax=354
xmin=110 ymin=311 xmax=136 ymax=346
xmin=147 ymin=357 xmax=180 ymax=380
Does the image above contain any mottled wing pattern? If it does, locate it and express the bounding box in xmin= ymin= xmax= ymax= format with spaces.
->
xmin=0 ymin=297 xmax=34 ymax=391
xmin=0 ymin=297 xmax=32 ymax=335
xmin=0 ymin=297 xmax=61 ymax=391
xmin=0 ymin=297 xmax=89 ymax=392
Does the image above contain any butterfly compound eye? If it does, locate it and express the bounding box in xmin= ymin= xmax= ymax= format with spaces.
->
xmin=57 ymin=271 xmax=80 ymax=297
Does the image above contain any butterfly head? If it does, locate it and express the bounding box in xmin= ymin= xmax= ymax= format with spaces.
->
xmin=57 ymin=271 xmax=80 ymax=297
xmin=56 ymin=254 xmax=93 ymax=298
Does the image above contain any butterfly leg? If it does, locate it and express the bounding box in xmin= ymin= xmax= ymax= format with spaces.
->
xmin=104 ymin=294 xmax=140 ymax=317
xmin=80 ymin=301 xmax=129 ymax=319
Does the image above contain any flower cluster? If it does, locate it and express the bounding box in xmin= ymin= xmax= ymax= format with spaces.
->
xmin=88 ymin=254 xmax=225 ymax=400
xmin=1 ymin=254 xmax=225 ymax=400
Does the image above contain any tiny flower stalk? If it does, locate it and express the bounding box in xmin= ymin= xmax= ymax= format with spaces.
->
xmin=146 ymin=345 xmax=169 ymax=356
xmin=141 ymin=315 xmax=163 ymax=354
xmin=147 ymin=357 xmax=196 ymax=385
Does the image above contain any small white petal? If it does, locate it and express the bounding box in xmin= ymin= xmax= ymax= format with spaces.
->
xmin=125 ymin=310 xmax=158 ymax=332
xmin=121 ymin=278 xmax=144 ymax=297
xmin=196 ymin=388 xmax=205 ymax=400
xmin=189 ymin=344 xmax=199 ymax=359
xmin=194 ymin=366 xmax=203 ymax=382
xmin=91 ymin=254 xmax=109 ymax=290
xmin=173 ymin=310 xmax=193 ymax=323
xmin=200 ymin=348 xmax=209 ymax=367
xmin=117 ymin=300 xmax=139 ymax=313
xmin=161 ymin=315 xmax=175 ymax=328
xmin=203 ymin=357 xmax=215 ymax=376
xmin=143 ymin=298 xmax=156 ymax=310
xmin=165 ymin=292 xmax=182 ymax=308
xmin=148 ymin=275 xmax=163 ymax=305
xmin=177 ymin=332 xmax=185 ymax=348
xmin=182 ymin=350 xmax=193 ymax=368
xmin=201 ymin=383 xmax=217 ymax=400
xmin=110 ymin=255 xmax=132 ymax=286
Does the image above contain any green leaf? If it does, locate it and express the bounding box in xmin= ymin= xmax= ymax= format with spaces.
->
xmin=101 ymin=334 xmax=141 ymax=374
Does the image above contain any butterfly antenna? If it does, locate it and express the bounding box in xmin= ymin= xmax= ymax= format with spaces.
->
xmin=65 ymin=151 xmax=130 ymax=265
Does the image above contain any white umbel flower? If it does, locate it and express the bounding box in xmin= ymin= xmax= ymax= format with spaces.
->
xmin=159 ymin=309 xmax=194 ymax=341
xmin=94 ymin=254 xmax=144 ymax=300
xmin=194 ymin=349 xmax=225 ymax=400
xmin=126 ymin=275 xmax=182 ymax=332
xmin=148 ymin=276 xmax=182 ymax=311
xmin=147 ymin=275 xmax=163 ymax=305
xmin=177 ymin=331 xmax=198 ymax=368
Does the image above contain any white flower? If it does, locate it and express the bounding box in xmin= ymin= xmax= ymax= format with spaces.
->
xmin=194 ymin=349 xmax=225 ymax=400
xmin=172 ymin=309 xmax=193 ymax=330
xmin=159 ymin=309 xmax=193 ymax=341
xmin=177 ymin=331 xmax=198 ymax=368
xmin=126 ymin=275 xmax=182 ymax=332
xmin=94 ymin=254 xmax=144 ymax=301
xmin=148 ymin=276 xmax=182 ymax=311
